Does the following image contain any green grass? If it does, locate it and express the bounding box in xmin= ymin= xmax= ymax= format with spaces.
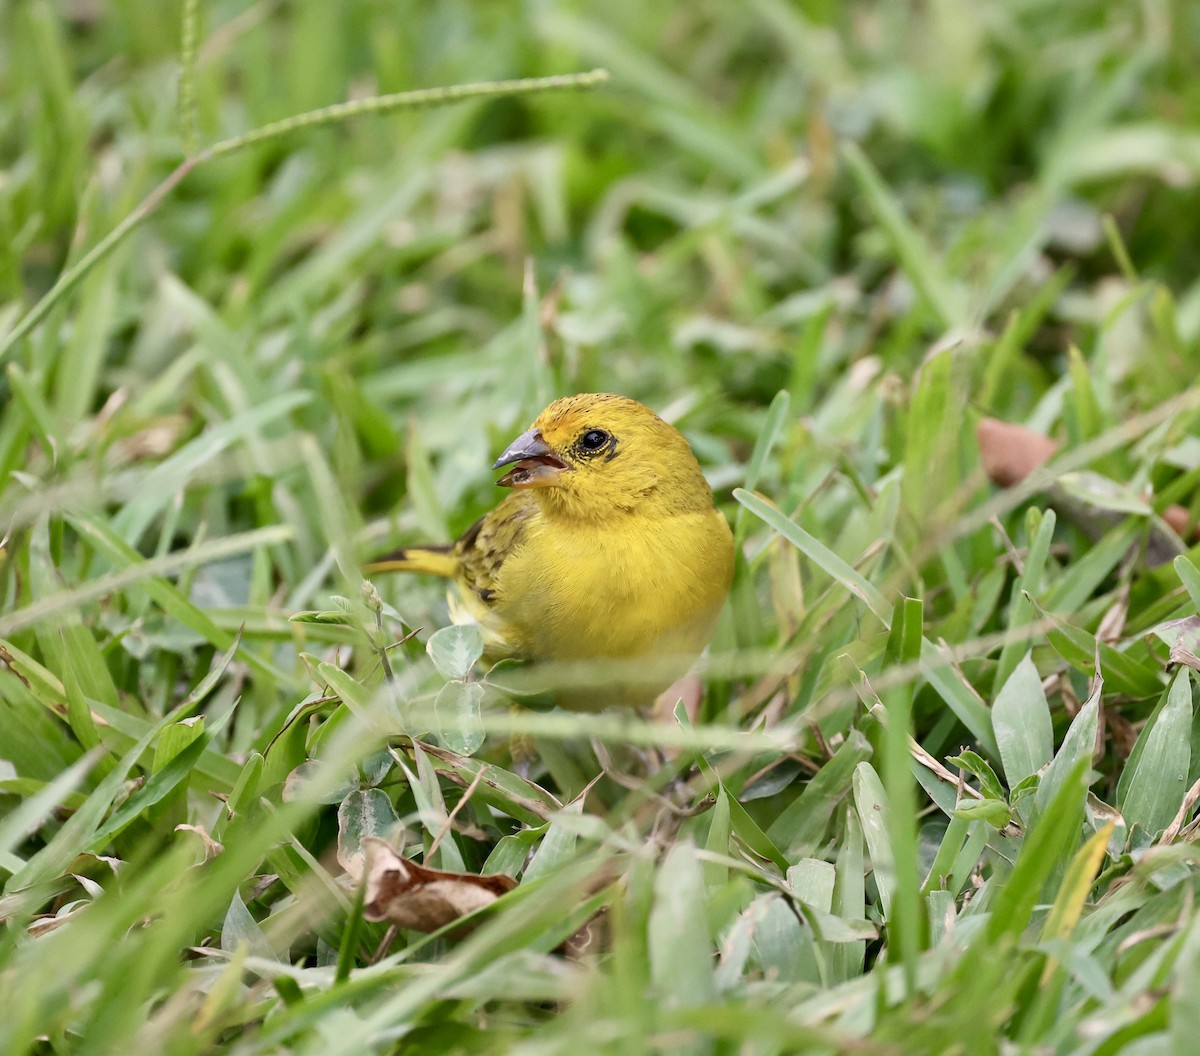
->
xmin=3 ymin=1 xmax=1200 ymax=1052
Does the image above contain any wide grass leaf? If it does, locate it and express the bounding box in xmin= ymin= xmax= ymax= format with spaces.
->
xmin=992 ymin=653 xmax=1053 ymax=789
xmin=768 ymin=729 xmax=872 ymax=853
xmin=522 ymin=802 xmax=583 ymax=884
xmin=1035 ymin=677 xmax=1100 ymax=819
xmin=1118 ymin=669 xmax=1193 ymax=839
xmin=222 ymin=889 xmax=277 ymax=961
xmin=648 ymin=842 xmax=715 ymax=1007
xmin=1176 ymin=555 xmax=1200 ymax=611
xmin=852 ymin=762 xmax=895 ymax=920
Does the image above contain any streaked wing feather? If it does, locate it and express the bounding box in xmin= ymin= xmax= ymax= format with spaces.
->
xmin=453 ymin=492 xmax=535 ymax=605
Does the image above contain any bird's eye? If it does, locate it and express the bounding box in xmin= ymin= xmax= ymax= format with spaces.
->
xmin=579 ymin=429 xmax=610 ymax=452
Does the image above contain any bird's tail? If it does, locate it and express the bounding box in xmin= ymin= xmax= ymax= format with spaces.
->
xmin=366 ymin=545 xmax=457 ymax=578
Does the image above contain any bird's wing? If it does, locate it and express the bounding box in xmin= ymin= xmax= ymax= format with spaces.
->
xmin=444 ymin=492 xmax=538 ymax=660
xmin=452 ymin=491 xmax=537 ymax=606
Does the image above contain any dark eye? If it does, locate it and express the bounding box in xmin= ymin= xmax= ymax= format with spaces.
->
xmin=579 ymin=429 xmax=610 ymax=452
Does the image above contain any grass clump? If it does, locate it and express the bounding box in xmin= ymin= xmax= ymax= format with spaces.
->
xmin=3 ymin=2 xmax=1200 ymax=1053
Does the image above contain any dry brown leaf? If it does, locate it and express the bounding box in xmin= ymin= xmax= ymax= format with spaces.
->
xmin=0 ymin=644 xmax=31 ymax=689
xmin=655 ymin=673 xmax=703 ymax=726
xmin=116 ymin=415 xmax=189 ymax=461
xmin=1163 ymin=615 xmax=1200 ymax=673
xmin=1171 ymin=644 xmax=1200 ymax=673
xmin=1105 ymin=707 xmax=1139 ymax=761
xmin=560 ymin=906 xmax=610 ymax=958
xmin=977 ymin=417 xmax=1058 ymax=488
xmin=27 ymin=909 xmax=85 ymax=938
xmin=175 ymin=824 xmax=225 ymax=862
xmin=978 ymin=417 xmax=1199 ymax=550
xmin=1162 ymin=505 xmax=1199 ymax=542
xmin=1095 ymin=583 xmax=1130 ymax=644
xmin=1157 ymin=776 xmax=1200 ymax=845
xmin=361 ymin=837 xmax=516 ymax=933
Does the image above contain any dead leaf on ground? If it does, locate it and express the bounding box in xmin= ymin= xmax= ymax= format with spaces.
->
xmin=361 ymin=837 xmax=516 ymax=934
xmin=1159 ymin=615 xmax=1200 ymax=673
xmin=978 ymin=416 xmax=1198 ymax=546
xmin=115 ymin=415 xmax=189 ymax=461
xmin=1162 ymin=505 xmax=1199 ymax=542
xmin=977 ymin=418 xmax=1058 ymax=488
xmin=561 ymin=906 xmax=610 ymax=958
xmin=175 ymin=824 xmax=225 ymax=863
xmin=1105 ymin=707 xmax=1139 ymax=761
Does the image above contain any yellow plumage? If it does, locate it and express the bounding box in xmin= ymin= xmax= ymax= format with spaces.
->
xmin=371 ymin=393 xmax=734 ymax=709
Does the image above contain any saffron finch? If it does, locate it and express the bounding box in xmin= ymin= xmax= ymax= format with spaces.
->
xmin=371 ymin=393 xmax=734 ymax=709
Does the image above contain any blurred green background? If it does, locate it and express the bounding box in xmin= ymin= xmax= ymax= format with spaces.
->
xmin=4 ymin=1 xmax=1200 ymax=1053
xmin=6 ymin=0 xmax=1200 ymax=566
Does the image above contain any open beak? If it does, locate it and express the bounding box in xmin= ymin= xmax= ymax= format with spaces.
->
xmin=492 ymin=428 xmax=570 ymax=489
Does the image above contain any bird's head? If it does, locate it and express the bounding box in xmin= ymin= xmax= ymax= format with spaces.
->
xmin=492 ymin=393 xmax=713 ymax=519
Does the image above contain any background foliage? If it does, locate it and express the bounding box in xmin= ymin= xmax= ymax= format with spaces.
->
xmin=3 ymin=0 xmax=1200 ymax=1052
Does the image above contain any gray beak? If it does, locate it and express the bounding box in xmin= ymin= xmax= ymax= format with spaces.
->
xmin=492 ymin=428 xmax=553 ymax=470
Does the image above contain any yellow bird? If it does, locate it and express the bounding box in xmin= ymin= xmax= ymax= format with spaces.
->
xmin=371 ymin=394 xmax=734 ymax=709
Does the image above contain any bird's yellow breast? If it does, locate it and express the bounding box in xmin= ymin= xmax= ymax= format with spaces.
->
xmin=482 ymin=507 xmax=733 ymax=704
